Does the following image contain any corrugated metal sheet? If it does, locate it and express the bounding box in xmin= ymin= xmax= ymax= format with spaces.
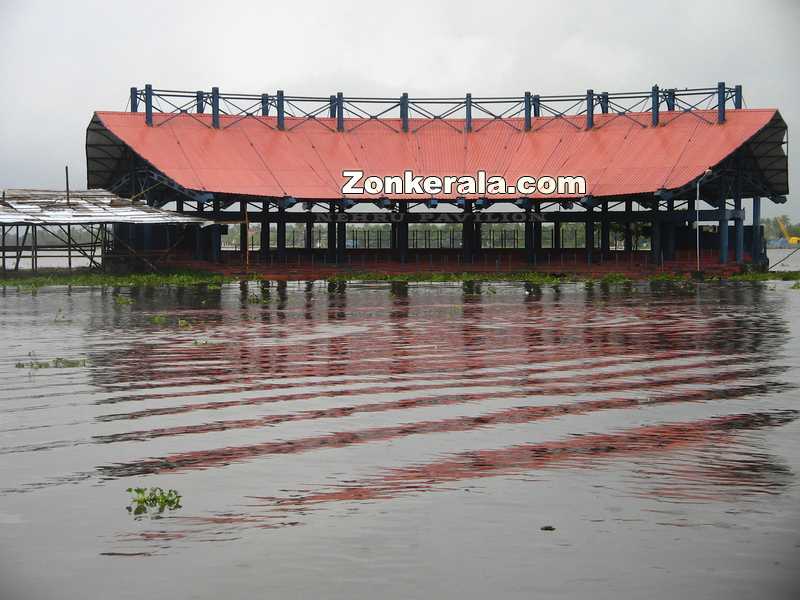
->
xmin=88 ymin=109 xmax=785 ymax=200
xmin=0 ymin=189 xmax=209 ymax=225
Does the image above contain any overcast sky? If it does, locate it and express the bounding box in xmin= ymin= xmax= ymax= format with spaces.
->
xmin=1 ymin=0 xmax=798 ymax=217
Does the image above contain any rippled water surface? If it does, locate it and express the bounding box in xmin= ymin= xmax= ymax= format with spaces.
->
xmin=1 ymin=280 xmax=799 ymax=599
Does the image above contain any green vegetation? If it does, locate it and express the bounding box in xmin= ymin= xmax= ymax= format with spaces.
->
xmin=148 ymin=314 xmax=168 ymax=325
xmin=113 ymin=294 xmax=134 ymax=305
xmin=15 ymin=356 xmax=88 ymax=369
xmin=0 ymin=269 xmax=241 ymax=290
xmin=726 ymin=271 xmax=800 ymax=282
xmin=126 ymin=487 xmax=182 ymax=518
xmin=328 ymin=271 xmax=568 ymax=284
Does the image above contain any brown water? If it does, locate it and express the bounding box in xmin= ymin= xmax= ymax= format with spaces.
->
xmin=0 ymin=280 xmax=799 ymax=599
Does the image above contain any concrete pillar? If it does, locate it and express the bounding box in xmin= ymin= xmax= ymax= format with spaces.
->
xmin=651 ymin=210 xmax=661 ymax=265
xmin=212 ymin=224 xmax=222 ymax=262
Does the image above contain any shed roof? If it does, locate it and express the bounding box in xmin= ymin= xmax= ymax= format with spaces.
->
xmin=0 ymin=189 xmax=208 ymax=225
xmin=86 ymin=109 xmax=788 ymax=201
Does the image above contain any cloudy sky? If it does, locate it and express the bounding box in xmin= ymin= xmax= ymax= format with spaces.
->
xmin=1 ymin=0 xmax=798 ymax=216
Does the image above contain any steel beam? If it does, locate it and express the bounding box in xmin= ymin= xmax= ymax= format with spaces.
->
xmin=211 ymin=87 xmax=220 ymax=128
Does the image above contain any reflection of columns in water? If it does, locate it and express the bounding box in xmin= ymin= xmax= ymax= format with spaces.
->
xmin=276 ymin=280 xmax=288 ymax=322
xmin=325 ymin=280 xmax=348 ymax=377
xmin=304 ymin=281 xmax=315 ymax=321
xmin=461 ymin=281 xmax=485 ymax=372
xmin=389 ymin=282 xmax=413 ymax=377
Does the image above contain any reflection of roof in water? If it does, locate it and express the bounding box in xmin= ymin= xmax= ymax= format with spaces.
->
xmin=0 ymin=189 xmax=208 ymax=226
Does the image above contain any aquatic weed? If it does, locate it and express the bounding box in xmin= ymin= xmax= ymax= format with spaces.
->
xmin=126 ymin=487 xmax=182 ymax=518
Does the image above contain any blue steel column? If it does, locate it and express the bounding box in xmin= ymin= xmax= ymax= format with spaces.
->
xmin=734 ymin=197 xmax=744 ymax=263
xmin=196 ymin=91 xmax=205 ymax=113
xmin=462 ymin=200 xmax=473 ymax=261
xmin=277 ymin=90 xmax=285 ymax=130
xmin=665 ymin=197 xmax=675 ymax=260
xmin=336 ymin=92 xmax=344 ymax=132
xmin=400 ymin=93 xmax=409 ymax=132
xmin=600 ymin=201 xmax=610 ymax=255
xmin=524 ymin=92 xmax=532 ymax=131
xmin=327 ymin=202 xmax=336 ymax=262
xmin=336 ymin=204 xmax=347 ymax=263
xmin=465 ymin=93 xmax=472 ymax=132
xmin=586 ymin=208 xmax=594 ymax=263
xmin=651 ymin=204 xmax=661 ymax=265
xmin=524 ymin=210 xmax=534 ymax=263
xmin=261 ymin=94 xmax=270 ymax=117
xmin=651 ymin=85 xmax=660 ymax=126
xmin=277 ymin=203 xmax=287 ymax=260
xmin=719 ymin=202 xmax=729 ymax=264
xmin=398 ymin=201 xmax=409 ymax=262
xmin=717 ymin=81 xmax=726 ymax=124
xmin=624 ymin=199 xmax=633 ymax=252
xmin=145 ymin=84 xmax=153 ymax=126
xmin=586 ymin=89 xmax=594 ymax=129
xmin=260 ymin=201 xmax=270 ymax=260
xmin=211 ymin=87 xmax=220 ymax=128
xmin=553 ymin=217 xmax=561 ymax=250
xmin=130 ymin=87 xmax=139 ymax=112
xmin=600 ymin=92 xmax=609 ymax=114
xmin=752 ymin=197 xmax=762 ymax=265
xmin=534 ymin=203 xmax=542 ymax=252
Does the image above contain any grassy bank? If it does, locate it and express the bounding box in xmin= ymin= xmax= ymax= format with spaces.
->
xmin=0 ymin=269 xmax=242 ymax=289
xmin=3 ymin=268 xmax=800 ymax=289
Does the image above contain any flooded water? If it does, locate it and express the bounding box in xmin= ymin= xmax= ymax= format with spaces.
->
xmin=1 ymin=280 xmax=799 ymax=599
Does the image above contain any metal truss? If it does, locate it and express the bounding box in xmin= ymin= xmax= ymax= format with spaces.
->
xmin=128 ymin=83 xmax=744 ymax=133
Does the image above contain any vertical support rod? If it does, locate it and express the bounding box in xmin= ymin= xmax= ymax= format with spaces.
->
xmin=196 ymin=91 xmax=205 ymax=113
xmin=130 ymin=87 xmax=139 ymax=112
xmin=586 ymin=208 xmax=594 ymax=263
xmin=524 ymin=91 xmax=532 ymax=131
xmin=144 ymin=84 xmax=153 ymax=126
xmin=277 ymin=90 xmax=285 ymax=130
xmin=666 ymin=89 xmax=676 ymax=111
xmin=553 ymin=218 xmax=561 ymax=250
xmin=586 ymin=89 xmax=594 ymax=129
xmin=600 ymin=92 xmax=609 ymax=114
xmin=400 ymin=92 xmax=409 ymax=132
xmin=734 ymin=197 xmax=744 ymax=263
xmin=211 ymin=86 xmax=220 ymax=128
xmin=651 ymin=85 xmax=660 ymax=126
xmin=717 ymin=81 xmax=726 ymax=124
xmin=67 ymin=224 xmax=72 ymax=271
xmin=329 ymin=95 xmax=336 ymax=118
xmin=533 ymin=95 xmax=541 ymax=118
xmin=534 ymin=203 xmax=542 ymax=252
xmin=261 ymin=93 xmax=270 ymax=116
xmin=465 ymin=93 xmax=472 ymax=132
xmin=734 ymin=85 xmax=743 ymax=109
xmin=336 ymin=92 xmax=344 ymax=132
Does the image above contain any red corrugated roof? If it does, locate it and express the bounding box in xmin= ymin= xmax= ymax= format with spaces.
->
xmin=92 ymin=109 xmax=780 ymax=200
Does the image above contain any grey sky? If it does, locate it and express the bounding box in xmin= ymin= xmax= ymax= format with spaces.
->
xmin=1 ymin=0 xmax=798 ymax=217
